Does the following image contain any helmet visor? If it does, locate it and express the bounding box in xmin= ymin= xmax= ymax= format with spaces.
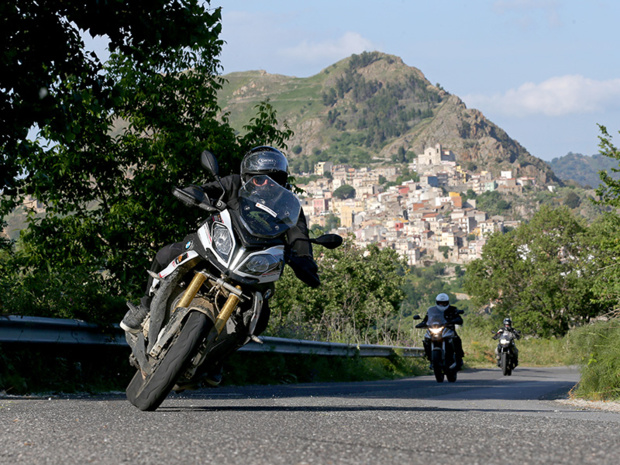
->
xmin=241 ymin=152 xmax=288 ymax=174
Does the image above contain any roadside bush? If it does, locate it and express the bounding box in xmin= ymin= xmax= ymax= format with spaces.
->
xmin=567 ymin=318 xmax=620 ymax=400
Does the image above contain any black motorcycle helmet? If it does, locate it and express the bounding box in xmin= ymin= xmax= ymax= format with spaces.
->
xmin=503 ymin=317 xmax=512 ymax=327
xmin=240 ymin=146 xmax=289 ymax=186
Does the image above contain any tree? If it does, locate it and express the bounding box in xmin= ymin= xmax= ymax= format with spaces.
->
xmin=476 ymin=191 xmax=511 ymax=216
xmin=0 ymin=1 xmax=293 ymax=322
xmin=564 ymin=191 xmax=581 ymax=209
xmin=464 ymin=206 xmax=601 ymax=337
xmin=596 ymin=125 xmax=620 ymax=208
xmin=269 ymin=239 xmax=407 ymax=345
xmin=333 ymin=184 xmax=356 ymax=200
xmin=586 ymin=125 xmax=620 ymax=311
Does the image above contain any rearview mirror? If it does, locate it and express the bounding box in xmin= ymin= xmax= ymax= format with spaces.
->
xmin=312 ymin=234 xmax=343 ymax=249
xmin=200 ymin=150 xmax=220 ymax=176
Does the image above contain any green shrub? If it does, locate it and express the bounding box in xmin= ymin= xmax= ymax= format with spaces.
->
xmin=567 ymin=319 xmax=620 ymax=400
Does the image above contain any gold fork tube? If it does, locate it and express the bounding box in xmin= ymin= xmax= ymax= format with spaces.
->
xmin=175 ymin=272 xmax=208 ymax=310
xmin=214 ymin=286 xmax=241 ymax=334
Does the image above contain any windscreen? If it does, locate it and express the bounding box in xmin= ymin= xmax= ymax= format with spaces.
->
xmin=238 ymin=175 xmax=301 ymax=238
xmin=426 ymin=307 xmax=447 ymax=326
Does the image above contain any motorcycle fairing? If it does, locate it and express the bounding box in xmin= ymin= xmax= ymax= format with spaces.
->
xmin=498 ymin=330 xmax=515 ymax=350
xmin=157 ymin=250 xmax=201 ymax=280
xmin=197 ymin=209 xmax=286 ymax=284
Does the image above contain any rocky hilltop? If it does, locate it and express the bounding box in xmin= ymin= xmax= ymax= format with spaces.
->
xmin=217 ymin=51 xmax=559 ymax=185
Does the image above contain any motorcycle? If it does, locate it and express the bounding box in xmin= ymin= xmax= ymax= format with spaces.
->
xmin=496 ymin=329 xmax=518 ymax=376
xmin=124 ymin=150 xmax=342 ymax=411
xmin=413 ymin=309 xmax=464 ymax=383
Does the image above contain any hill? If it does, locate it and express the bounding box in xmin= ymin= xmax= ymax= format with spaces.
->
xmin=217 ymin=51 xmax=559 ymax=185
xmin=547 ymin=152 xmax=619 ymax=188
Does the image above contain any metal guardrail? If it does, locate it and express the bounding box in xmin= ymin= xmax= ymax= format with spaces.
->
xmin=0 ymin=315 xmax=423 ymax=358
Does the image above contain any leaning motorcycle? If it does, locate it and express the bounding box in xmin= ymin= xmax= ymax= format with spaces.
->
xmin=124 ymin=150 xmax=342 ymax=411
xmin=496 ymin=330 xmax=517 ymax=376
xmin=414 ymin=310 xmax=463 ymax=383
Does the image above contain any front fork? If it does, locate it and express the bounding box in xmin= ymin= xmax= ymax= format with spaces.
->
xmin=180 ymin=271 xmax=243 ymax=340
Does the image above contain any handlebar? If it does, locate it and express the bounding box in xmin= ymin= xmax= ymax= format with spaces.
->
xmin=173 ymin=186 xmax=219 ymax=212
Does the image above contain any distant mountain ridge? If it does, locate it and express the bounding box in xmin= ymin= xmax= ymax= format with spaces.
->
xmin=547 ymin=152 xmax=619 ymax=188
xmin=217 ymin=51 xmax=559 ymax=185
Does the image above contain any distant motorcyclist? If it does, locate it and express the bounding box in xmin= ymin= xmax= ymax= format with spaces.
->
xmin=415 ymin=293 xmax=465 ymax=369
xmin=493 ymin=317 xmax=521 ymax=367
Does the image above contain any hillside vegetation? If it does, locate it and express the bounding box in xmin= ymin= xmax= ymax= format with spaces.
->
xmin=548 ymin=152 xmax=620 ymax=188
xmin=218 ymin=52 xmax=558 ymax=184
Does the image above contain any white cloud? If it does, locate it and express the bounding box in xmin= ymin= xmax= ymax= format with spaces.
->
xmin=278 ymin=32 xmax=376 ymax=64
xmin=464 ymin=75 xmax=620 ymax=117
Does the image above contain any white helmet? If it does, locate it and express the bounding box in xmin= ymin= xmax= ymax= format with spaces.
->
xmin=435 ymin=293 xmax=450 ymax=311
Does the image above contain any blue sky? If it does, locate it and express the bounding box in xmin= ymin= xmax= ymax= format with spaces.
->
xmin=212 ymin=0 xmax=620 ymax=162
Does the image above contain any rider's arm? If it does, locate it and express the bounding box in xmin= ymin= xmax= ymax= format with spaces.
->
xmin=285 ymin=208 xmax=320 ymax=288
xmin=446 ymin=307 xmax=463 ymax=326
xmin=415 ymin=314 xmax=428 ymax=328
xmin=200 ymin=174 xmax=241 ymax=205
xmin=288 ymin=209 xmax=313 ymax=258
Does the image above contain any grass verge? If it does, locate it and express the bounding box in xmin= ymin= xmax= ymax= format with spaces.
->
xmin=565 ymin=318 xmax=620 ymax=401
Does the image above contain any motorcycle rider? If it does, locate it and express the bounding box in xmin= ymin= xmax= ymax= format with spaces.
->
xmin=120 ymin=146 xmax=320 ymax=383
xmin=415 ymin=293 xmax=465 ymax=369
xmin=493 ymin=317 xmax=521 ymax=367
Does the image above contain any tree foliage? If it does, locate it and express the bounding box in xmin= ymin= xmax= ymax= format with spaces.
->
xmin=0 ymin=1 xmax=293 ymax=322
xmin=464 ymin=206 xmax=603 ymax=337
xmin=596 ymin=125 xmax=620 ymax=208
xmin=585 ymin=125 xmax=620 ymax=311
xmin=269 ymin=238 xmax=407 ymax=345
xmin=332 ymin=184 xmax=356 ymax=200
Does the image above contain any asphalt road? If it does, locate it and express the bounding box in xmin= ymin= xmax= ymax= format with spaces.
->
xmin=2 ymin=366 xmax=619 ymax=465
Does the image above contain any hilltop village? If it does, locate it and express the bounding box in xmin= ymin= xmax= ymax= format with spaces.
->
xmin=299 ymin=144 xmax=553 ymax=265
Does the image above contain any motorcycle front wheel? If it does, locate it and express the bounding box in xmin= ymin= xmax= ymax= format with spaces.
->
xmin=501 ymin=352 xmax=511 ymax=376
xmin=432 ymin=351 xmax=444 ymax=383
xmin=126 ymin=311 xmax=211 ymax=411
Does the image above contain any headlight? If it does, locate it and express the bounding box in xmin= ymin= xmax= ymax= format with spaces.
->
xmin=238 ymin=253 xmax=283 ymax=277
xmin=500 ymin=338 xmax=510 ymax=345
xmin=244 ymin=255 xmax=270 ymax=273
xmin=212 ymin=223 xmax=233 ymax=260
xmin=429 ymin=326 xmax=444 ymax=336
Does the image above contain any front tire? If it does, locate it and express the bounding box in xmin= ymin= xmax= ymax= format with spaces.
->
xmin=501 ymin=352 xmax=511 ymax=376
xmin=432 ymin=350 xmax=444 ymax=383
xmin=126 ymin=311 xmax=211 ymax=411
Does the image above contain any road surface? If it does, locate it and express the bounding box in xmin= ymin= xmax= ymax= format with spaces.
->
xmin=2 ymin=366 xmax=619 ymax=464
